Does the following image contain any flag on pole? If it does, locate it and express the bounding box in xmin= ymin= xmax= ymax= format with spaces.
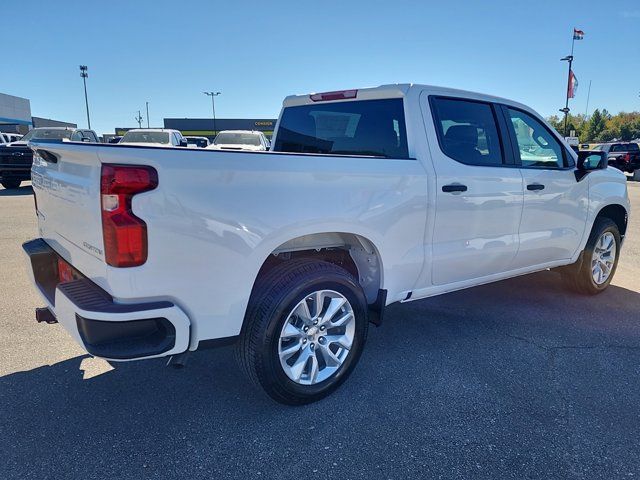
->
xmin=573 ymin=28 xmax=584 ymax=40
xmin=568 ymin=70 xmax=579 ymax=98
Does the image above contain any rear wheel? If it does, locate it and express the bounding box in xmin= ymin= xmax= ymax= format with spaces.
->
xmin=561 ymin=218 xmax=621 ymax=295
xmin=1 ymin=179 xmax=21 ymax=189
xmin=236 ymin=259 xmax=368 ymax=405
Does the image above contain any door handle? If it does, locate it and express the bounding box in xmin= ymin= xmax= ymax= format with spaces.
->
xmin=527 ymin=183 xmax=545 ymax=191
xmin=442 ymin=184 xmax=468 ymax=193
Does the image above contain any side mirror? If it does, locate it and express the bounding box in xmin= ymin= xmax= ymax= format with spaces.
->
xmin=179 ymin=139 xmax=188 ymax=147
xmin=575 ymin=151 xmax=607 ymax=181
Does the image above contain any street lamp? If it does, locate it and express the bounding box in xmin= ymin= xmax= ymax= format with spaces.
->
xmin=79 ymin=65 xmax=91 ymax=129
xmin=203 ymin=91 xmax=221 ymax=137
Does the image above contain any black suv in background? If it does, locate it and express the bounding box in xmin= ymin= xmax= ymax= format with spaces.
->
xmin=0 ymin=127 xmax=98 ymax=189
xmin=593 ymin=142 xmax=640 ymax=180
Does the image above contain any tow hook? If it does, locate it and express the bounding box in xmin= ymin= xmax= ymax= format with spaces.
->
xmin=35 ymin=307 xmax=57 ymax=324
xmin=166 ymin=351 xmax=190 ymax=369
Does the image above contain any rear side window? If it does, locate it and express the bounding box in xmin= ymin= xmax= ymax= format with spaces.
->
xmin=273 ymin=99 xmax=409 ymax=158
xmin=629 ymin=143 xmax=639 ymax=151
xmin=430 ymin=97 xmax=503 ymax=166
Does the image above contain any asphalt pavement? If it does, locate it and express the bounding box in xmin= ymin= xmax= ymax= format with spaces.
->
xmin=1 ymin=182 xmax=639 ymax=479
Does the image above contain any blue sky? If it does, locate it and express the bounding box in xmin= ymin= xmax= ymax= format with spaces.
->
xmin=2 ymin=0 xmax=639 ymax=134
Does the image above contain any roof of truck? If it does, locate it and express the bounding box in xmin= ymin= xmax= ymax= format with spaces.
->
xmin=282 ymin=83 xmax=531 ymax=112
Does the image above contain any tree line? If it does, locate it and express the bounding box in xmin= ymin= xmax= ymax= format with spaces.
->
xmin=546 ymin=110 xmax=640 ymax=143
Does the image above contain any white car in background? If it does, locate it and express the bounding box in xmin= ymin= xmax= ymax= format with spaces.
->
xmin=208 ymin=130 xmax=269 ymax=151
xmin=119 ymin=129 xmax=188 ymax=147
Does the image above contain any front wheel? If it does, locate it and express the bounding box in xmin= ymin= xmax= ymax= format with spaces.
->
xmin=561 ymin=218 xmax=621 ymax=295
xmin=236 ymin=259 xmax=368 ymax=405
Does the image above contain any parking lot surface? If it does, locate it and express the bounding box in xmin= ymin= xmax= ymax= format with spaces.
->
xmin=1 ymin=182 xmax=640 ymax=479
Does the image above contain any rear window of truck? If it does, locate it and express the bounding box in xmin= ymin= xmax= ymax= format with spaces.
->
xmin=273 ymin=99 xmax=409 ymax=158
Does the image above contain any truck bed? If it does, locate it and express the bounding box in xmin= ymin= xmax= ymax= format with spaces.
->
xmin=29 ymin=141 xmax=428 ymax=349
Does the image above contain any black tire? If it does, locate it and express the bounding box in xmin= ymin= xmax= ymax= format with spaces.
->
xmin=236 ymin=259 xmax=369 ymax=405
xmin=1 ymin=179 xmax=21 ymax=189
xmin=561 ymin=217 xmax=621 ymax=295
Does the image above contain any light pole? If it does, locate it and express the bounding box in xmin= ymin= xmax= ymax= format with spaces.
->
xmin=560 ymin=54 xmax=573 ymax=137
xmin=79 ymin=65 xmax=91 ymax=129
xmin=146 ymin=101 xmax=150 ymax=128
xmin=203 ymin=91 xmax=221 ymax=137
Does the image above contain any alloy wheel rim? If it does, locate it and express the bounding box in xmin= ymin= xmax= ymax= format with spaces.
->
xmin=591 ymin=232 xmax=616 ymax=285
xmin=278 ymin=289 xmax=355 ymax=385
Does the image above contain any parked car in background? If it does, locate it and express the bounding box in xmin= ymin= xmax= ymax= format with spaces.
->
xmin=119 ymin=129 xmax=188 ymax=147
xmin=0 ymin=127 xmax=98 ymax=189
xmin=593 ymin=142 xmax=640 ymax=180
xmin=185 ymin=136 xmax=210 ymax=148
xmin=0 ymin=133 xmax=22 ymax=144
xmin=208 ymin=130 xmax=269 ymax=151
xmin=24 ymin=84 xmax=630 ymax=404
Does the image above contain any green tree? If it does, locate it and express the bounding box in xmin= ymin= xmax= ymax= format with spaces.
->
xmin=585 ymin=109 xmax=606 ymax=142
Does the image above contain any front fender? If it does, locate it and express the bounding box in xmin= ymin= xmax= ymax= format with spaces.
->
xmin=576 ymin=168 xmax=630 ymax=256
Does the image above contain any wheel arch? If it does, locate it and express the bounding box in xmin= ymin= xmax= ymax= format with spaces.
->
xmin=595 ymin=203 xmax=628 ymax=238
xmin=253 ymin=232 xmax=385 ymax=305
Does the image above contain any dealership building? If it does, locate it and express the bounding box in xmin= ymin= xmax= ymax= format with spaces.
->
xmin=0 ymin=92 xmax=76 ymax=134
xmin=0 ymin=93 xmax=32 ymax=134
xmin=116 ymin=118 xmax=277 ymax=140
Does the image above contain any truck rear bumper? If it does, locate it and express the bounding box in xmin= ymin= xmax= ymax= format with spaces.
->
xmin=23 ymin=238 xmax=190 ymax=361
xmin=0 ymin=165 xmax=31 ymax=178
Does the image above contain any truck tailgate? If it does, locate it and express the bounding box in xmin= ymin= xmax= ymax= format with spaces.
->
xmin=31 ymin=142 xmax=107 ymax=280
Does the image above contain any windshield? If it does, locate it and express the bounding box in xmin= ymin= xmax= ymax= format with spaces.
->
xmin=214 ymin=132 xmax=262 ymax=146
xmin=121 ymin=131 xmax=170 ymax=144
xmin=273 ymin=98 xmax=409 ymax=158
xmin=21 ymin=129 xmax=73 ymax=141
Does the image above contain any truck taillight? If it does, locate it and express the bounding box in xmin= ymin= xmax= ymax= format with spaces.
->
xmin=309 ymin=89 xmax=358 ymax=102
xmin=100 ymin=164 xmax=158 ymax=267
xmin=623 ymin=153 xmax=631 ymax=163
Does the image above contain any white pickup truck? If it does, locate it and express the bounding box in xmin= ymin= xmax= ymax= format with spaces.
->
xmin=24 ymin=84 xmax=630 ymax=404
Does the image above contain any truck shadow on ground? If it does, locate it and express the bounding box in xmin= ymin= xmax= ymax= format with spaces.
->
xmin=2 ymin=270 xmax=640 ymax=478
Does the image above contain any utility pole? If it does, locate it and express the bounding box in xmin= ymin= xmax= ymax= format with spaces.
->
xmin=203 ymin=91 xmax=221 ymax=136
xmin=135 ymin=111 xmax=143 ymax=128
xmin=146 ymin=101 xmax=150 ymax=128
xmin=79 ymin=65 xmax=91 ymax=129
